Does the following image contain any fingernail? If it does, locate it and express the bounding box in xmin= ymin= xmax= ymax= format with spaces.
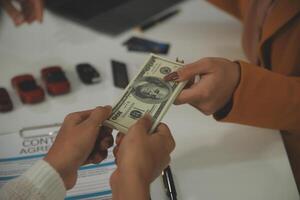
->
xmin=104 ymin=105 xmax=112 ymax=110
xmin=96 ymin=105 xmax=112 ymax=112
xmin=164 ymin=72 xmax=179 ymax=81
xmin=143 ymin=113 xmax=152 ymax=122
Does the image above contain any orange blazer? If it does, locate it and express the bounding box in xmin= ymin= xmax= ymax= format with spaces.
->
xmin=208 ymin=0 xmax=300 ymax=190
xmin=208 ymin=0 xmax=300 ymax=134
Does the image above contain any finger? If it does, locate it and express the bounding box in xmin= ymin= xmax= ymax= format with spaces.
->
xmin=174 ymin=87 xmax=202 ymax=105
xmin=82 ymin=106 xmax=112 ymax=128
xmin=184 ymin=77 xmax=195 ymax=89
xmin=163 ymin=66 xmax=200 ymax=82
xmin=90 ymin=151 xmax=108 ymax=164
xmin=152 ymin=123 xmax=175 ymax=154
xmin=98 ymin=126 xmax=113 ymax=139
xmin=83 ymin=158 xmax=91 ymax=165
xmin=99 ymin=135 xmax=114 ymax=151
xmin=63 ymin=109 xmax=93 ymax=126
xmin=113 ymin=146 xmax=119 ymax=158
xmin=177 ymin=61 xmax=211 ymax=81
xmin=1 ymin=0 xmax=24 ymax=25
xmin=31 ymin=0 xmax=43 ymax=22
xmin=21 ymin=0 xmax=42 ymax=23
xmin=165 ymin=59 xmax=212 ymax=82
xmin=116 ymin=132 xmax=125 ymax=145
xmin=114 ymin=158 xmax=118 ymax=166
xmin=21 ymin=0 xmax=34 ymax=23
xmin=20 ymin=1 xmax=30 ymax=21
xmin=164 ymin=71 xmax=180 ymax=81
xmin=91 ymin=127 xmax=113 ymax=156
xmin=130 ymin=114 xmax=152 ymax=133
xmin=97 ymin=126 xmax=113 ymax=150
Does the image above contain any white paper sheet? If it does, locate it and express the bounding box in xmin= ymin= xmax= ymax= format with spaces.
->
xmin=0 ymin=125 xmax=115 ymax=199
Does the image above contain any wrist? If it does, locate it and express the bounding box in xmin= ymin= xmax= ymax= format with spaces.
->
xmin=214 ymin=98 xmax=233 ymax=120
xmin=214 ymin=61 xmax=240 ymax=120
xmin=24 ymin=160 xmax=66 ymax=198
xmin=111 ymin=170 xmax=150 ymax=200
xmin=44 ymin=154 xmax=78 ymax=190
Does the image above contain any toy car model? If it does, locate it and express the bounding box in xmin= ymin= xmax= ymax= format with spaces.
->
xmin=76 ymin=63 xmax=101 ymax=84
xmin=11 ymin=74 xmax=45 ymax=104
xmin=0 ymin=88 xmax=13 ymax=112
xmin=41 ymin=66 xmax=71 ymax=95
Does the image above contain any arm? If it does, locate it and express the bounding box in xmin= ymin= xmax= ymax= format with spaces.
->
xmin=0 ymin=106 xmax=114 ymax=199
xmin=217 ymin=61 xmax=300 ymax=132
xmin=165 ymin=58 xmax=300 ymax=132
xmin=0 ymin=160 xmax=65 ymax=200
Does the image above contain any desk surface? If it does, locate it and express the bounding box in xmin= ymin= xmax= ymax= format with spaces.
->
xmin=0 ymin=0 xmax=298 ymax=199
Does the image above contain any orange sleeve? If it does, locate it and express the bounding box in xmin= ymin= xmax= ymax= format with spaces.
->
xmin=207 ymin=0 xmax=247 ymax=20
xmin=216 ymin=61 xmax=300 ymax=133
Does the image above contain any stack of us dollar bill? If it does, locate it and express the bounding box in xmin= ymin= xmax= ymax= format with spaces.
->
xmin=104 ymin=54 xmax=187 ymax=133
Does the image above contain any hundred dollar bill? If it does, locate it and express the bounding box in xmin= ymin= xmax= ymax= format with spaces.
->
xmin=104 ymin=54 xmax=187 ymax=133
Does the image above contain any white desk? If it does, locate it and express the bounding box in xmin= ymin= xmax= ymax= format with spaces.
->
xmin=0 ymin=0 xmax=298 ymax=199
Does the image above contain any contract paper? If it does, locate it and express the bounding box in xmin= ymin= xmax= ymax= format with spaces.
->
xmin=0 ymin=126 xmax=115 ymax=199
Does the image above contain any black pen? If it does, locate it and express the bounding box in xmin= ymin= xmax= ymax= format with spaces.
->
xmin=162 ymin=166 xmax=177 ymax=200
xmin=139 ymin=10 xmax=180 ymax=31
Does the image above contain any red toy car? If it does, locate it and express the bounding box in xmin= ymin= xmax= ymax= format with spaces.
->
xmin=41 ymin=66 xmax=71 ymax=95
xmin=0 ymin=88 xmax=13 ymax=112
xmin=11 ymin=74 xmax=45 ymax=104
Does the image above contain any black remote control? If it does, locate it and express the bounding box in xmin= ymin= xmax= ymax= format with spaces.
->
xmin=111 ymin=60 xmax=129 ymax=89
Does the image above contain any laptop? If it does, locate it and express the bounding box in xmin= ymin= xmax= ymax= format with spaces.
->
xmin=46 ymin=0 xmax=184 ymax=35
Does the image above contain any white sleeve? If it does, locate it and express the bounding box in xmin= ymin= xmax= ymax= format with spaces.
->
xmin=0 ymin=160 xmax=66 ymax=200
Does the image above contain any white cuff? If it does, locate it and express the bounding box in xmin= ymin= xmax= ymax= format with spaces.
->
xmin=23 ymin=160 xmax=66 ymax=200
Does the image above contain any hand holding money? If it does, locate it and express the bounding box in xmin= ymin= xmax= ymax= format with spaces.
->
xmin=44 ymin=106 xmax=113 ymax=189
xmin=104 ymin=54 xmax=187 ymax=133
xmin=110 ymin=115 xmax=175 ymax=200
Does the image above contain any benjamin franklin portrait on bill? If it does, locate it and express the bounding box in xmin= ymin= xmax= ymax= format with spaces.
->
xmin=132 ymin=76 xmax=172 ymax=104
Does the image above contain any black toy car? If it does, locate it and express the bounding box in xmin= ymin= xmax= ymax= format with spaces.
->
xmin=76 ymin=63 xmax=101 ymax=84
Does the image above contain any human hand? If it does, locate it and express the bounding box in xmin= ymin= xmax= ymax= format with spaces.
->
xmin=0 ymin=0 xmax=44 ymax=26
xmin=164 ymin=57 xmax=240 ymax=115
xmin=44 ymin=106 xmax=113 ymax=190
xmin=110 ymin=115 xmax=175 ymax=200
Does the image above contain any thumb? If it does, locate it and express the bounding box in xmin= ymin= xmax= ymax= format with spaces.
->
xmin=129 ymin=114 xmax=152 ymax=134
xmin=82 ymin=106 xmax=112 ymax=129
